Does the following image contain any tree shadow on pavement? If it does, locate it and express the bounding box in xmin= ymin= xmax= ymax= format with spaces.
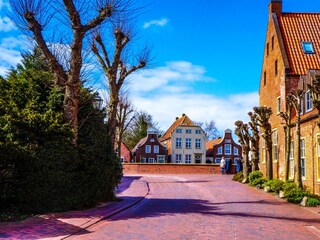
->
xmin=116 ymin=176 xmax=142 ymax=194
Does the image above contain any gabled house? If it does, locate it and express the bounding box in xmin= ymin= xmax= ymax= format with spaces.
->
xmin=206 ymin=129 xmax=242 ymax=164
xmin=160 ymin=113 xmax=206 ymax=164
xmin=259 ymin=0 xmax=320 ymax=194
xmin=132 ymin=127 xmax=167 ymax=163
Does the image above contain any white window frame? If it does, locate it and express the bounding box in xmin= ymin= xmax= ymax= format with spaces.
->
xmin=141 ymin=158 xmax=146 ymax=163
xmin=261 ymin=134 xmax=266 ymax=164
xmin=301 ymin=138 xmax=306 ymax=178
xmin=176 ymin=128 xmax=182 ymax=133
xmin=145 ymin=145 xmax=151 ymax=153
xmin=305 ymin=91 xmax=312 ymax=112
xmin=195 ymin=139 xmax=201 ymax=149
xmin=224 ymin=144 xmax=231 ymax=155
xmin=186 ymin=129 xmax=192 ymax=134
xmin=176 ymin=138 xmax=182 ymax=148
xmin=157 ymin=156 xmax=165 ymax=163
xmin=233 ymin=147 xmax=239 ymax=155
xmin=277 ymin=96 xmax=281 ymax=113
xmin=175 ymin=154 xmax=182 ymax=163
xmin=289 ymin=141 xmax=294 ymax=179
xmin=186 ymin=138 xmax=192 ymax=148
xmin=154 ymin=145 xmax=159 ymax=154
xmin=185 ymin=154 xmax=192 ymax=164
xmin=195 ymin=129 xmax=201 ymax=134
xmin=273 ymin=130 xmax=278 ymax=161
xmin=215 ymin=158 xmax=221 ymax=163
xmin=217 ymin=146 xmax=222 ymax=155
xmin=148 ymin=158 xmax=155 ymax=163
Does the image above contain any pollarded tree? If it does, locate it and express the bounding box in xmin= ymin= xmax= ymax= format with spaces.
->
xmin=279 ymin=99 xmax=293 ymax=181
xmin=9 ymin=0 xmax=130 ymax=144
xmin=308 ymin=74 xmax=320 ymax=127
xmin=253 ymin=106 xmax=273 ymax=179
xmin=287 ymin=91 xmax=304 ymax=188
xmin=234 ymin=120 xmax=251 ymax=182
xmin=248 ymin=111 xmax=260 ymax=171
xmin=91 ymin=22 xmax=151 ymax=146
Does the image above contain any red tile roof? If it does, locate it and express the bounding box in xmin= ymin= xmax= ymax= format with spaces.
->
xmin=160 ymin=114 xmax=196 ymax=141
xmin=205 ymin=139 xmax=222 ymax=149
xmin=278 ymin=13 xmax=320 ymax=75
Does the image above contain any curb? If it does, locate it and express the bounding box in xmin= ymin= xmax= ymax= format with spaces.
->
xmin=60 ymin=178 xmax=150 ymax=239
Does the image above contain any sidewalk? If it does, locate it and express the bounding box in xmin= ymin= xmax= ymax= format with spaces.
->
xmin=0 ymin=176 xmax=149 ymax=240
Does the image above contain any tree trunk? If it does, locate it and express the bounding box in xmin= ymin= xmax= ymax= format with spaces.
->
xmin=107 ymin=86 xmax=119 ymax=147
xmin=251 ymin=150 xmax=259 ymax=171
xmin=266 ymin=139 xmax=273 ymax=180
xmin=242 ymin=148 xmax=249 ymax=182
xmin=294 ymin=116 xmax=303 ymax=188
xmin=284 ymin=126 xmax=291 ymax=181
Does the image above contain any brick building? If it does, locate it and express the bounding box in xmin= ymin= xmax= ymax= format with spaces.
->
xmin=160 ymin=114 xmax=207 ymax=164
xmin=119 ymin=141 xmax=132 ymax=163
xmin=259 ymin=0 xmax=320 ymax=194
xmin=132 ymin=127 xmax=167 ymax=163
xmin=206 ymin=129 xmax=242 ymax=165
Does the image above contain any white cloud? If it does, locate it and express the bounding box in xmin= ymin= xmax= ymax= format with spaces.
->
xmin=127 ymin=61 xmax=259 ymax=134
xmin=0 ymin=16 xmax=16 ymax=32
xmin=143 ymin=18 xmax=169 ymax=29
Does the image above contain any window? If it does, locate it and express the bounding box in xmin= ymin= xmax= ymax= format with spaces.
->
xmin=225 ymin=139 xmax=231 ymax=143
xmin=186 ymin=138 xmax=191 ymax=148
xmin=157 ymin=156 xmax=165 ymax=163
xmin=224 ymin=144 xmax=231 ymax=155
xmin=186 ymin=129 xmax=192 ymax=134
xmin=154 ymin=145 xmax=159 ymax=154
xmin=176 ymin=129 xmax=182 ymax=133
xmin=148 ymin=158 xmax=154 ymax=163
xmin=261 ymin=135 xmax=266 ymax=163
xmin=305 ymin=91 xmax=312 ymax=112
xmin=301 ymin=139 xmax=306 ymax=178
xmin=275 ymin=60 xmax=278 ymax=76
xmin=277 ymin=96 xmax=281 ymax=113
xmin=141 ymin=158 xmax=146 ymax=163
xmin=233 ymin=147 xmax=239 ymax=155
xmin=185 ymin=154 xmax=192 ymax=164
xmin=195 ymin=139 xmax=201 ymax=148
xmin=273 ymin=130 xmax=278 ymax=161
xmin=145 ymin=145 xmax=151 ymax=153
xmin=267 ymin=43 xmax=269 ymax=56
xmin=234 ymin=158 xmax=240 ymax=164
xmin=195 ymin=154 xmax=201 ymax=163
xmin=271 ymin=36 xmax=274 ymax=50
xmin=150 ymin=139 xmax=155 ymax=142
xmin=215 ymin=158 xmax=221 ymax=163
xmin=176 ymin=138 xmax=182 ymax=148
xmin=264 ymin=71 xmax=267 ymax=86
xmin=290 ymin=141 xmax=294 ymax=178
xmin=175 ymin=154 xmax=182 ymax=163
xmin=217 ymin=146 xmax=222 ymax=155
xmin=302 ymin=42 xmax=315 ymax=54
xmin=120 ymin=157 xmax=124 ymax=163
xmin=195 ymin=129 xmax=201 ymax=134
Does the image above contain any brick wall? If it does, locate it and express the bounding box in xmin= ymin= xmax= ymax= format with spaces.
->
xmin=122 ymin=163 xmax=236 ymax=175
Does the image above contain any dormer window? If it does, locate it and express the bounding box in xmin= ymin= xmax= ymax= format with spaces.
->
xmin=302 ymin=42 xmax=315 ymax=54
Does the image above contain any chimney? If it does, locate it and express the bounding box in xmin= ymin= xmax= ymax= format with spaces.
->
xmin=176 ymin=117 xmax=179 ymax=120
xmin=269 ymin=0 xmax=282 ymax=16
xmin=182 ymin=113 xmax=186 ymax=117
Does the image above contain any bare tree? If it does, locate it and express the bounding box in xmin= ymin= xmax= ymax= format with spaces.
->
xmin=254 ymin=106 xmax=273 ymax=179
xmin=234 ymin=120 xmax=250 ymax=182
xmin=116 ymin=94 xmax=134 ymax=159
xmin=248 ymin=111 xmax=260 ymax=171
xmin=194 ymin=120 xmax=220 ymax=140
xmin=91 ymin=20 xmax=151 ymax=146
xmin=9 ymin=0 xmax=129 ymax=144
xmin=287 ymin=91 xmax=303 ymax=188
xmin=279 ymin=99 xmax=293 ymax=181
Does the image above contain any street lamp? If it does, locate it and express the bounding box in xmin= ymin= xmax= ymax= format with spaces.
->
xmin=92 ymin=93 xmax=103 ymax=110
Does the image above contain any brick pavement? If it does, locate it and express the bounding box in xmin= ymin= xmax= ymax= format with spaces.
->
xmin=0 ymin=175 xmax=149 ymax=240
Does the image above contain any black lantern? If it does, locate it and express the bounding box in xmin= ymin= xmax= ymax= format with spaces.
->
xmin=92 ymin=93 xmax=103 ymax=110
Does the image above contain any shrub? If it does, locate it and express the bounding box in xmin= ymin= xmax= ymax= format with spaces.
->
xmin=285 ymin=187 xmax=310 ymax=203
xmin=251 ymin=178 xmax=268 ymax=189
xmin=232 ymin=171 xmax=243 ymax=182
xmin=249 ymin=171 xmax=263 ymax=185
xmin=263 ymin=179 xmax=284 ymax=194
xmin=306 ymin=197 xmax=320 ymax=207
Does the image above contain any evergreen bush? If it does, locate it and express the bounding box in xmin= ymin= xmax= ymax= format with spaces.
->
xmin=263 ymin=179 xmax=284 ymax=194
xmin=248 ymin=170 xmax=263 ymax=185
xmin=232 ymin=171 xmax=244 ymax=182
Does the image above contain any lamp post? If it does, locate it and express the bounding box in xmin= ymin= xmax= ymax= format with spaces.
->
xmin=92 ymin=93 xmax=103 ymax=110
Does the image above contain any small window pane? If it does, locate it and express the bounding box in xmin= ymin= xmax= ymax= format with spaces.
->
xmin=302 ymin=42 xmax=315 ymax=54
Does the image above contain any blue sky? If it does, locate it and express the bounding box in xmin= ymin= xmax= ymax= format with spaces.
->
xmin=1 ymin=0 xmax=320 ymax=134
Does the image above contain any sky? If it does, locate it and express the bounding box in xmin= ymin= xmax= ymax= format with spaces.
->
xmin=1 ymin=0 xmax=320 ymax=136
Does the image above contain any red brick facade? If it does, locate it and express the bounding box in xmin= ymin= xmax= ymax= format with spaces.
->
xmin=120 ymin=142 xmax=132 ymax=163
xmin=259 ymin=0 xmax=320 ymax=194
xmin=132 ymin=128 xmax=168 ymax=163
